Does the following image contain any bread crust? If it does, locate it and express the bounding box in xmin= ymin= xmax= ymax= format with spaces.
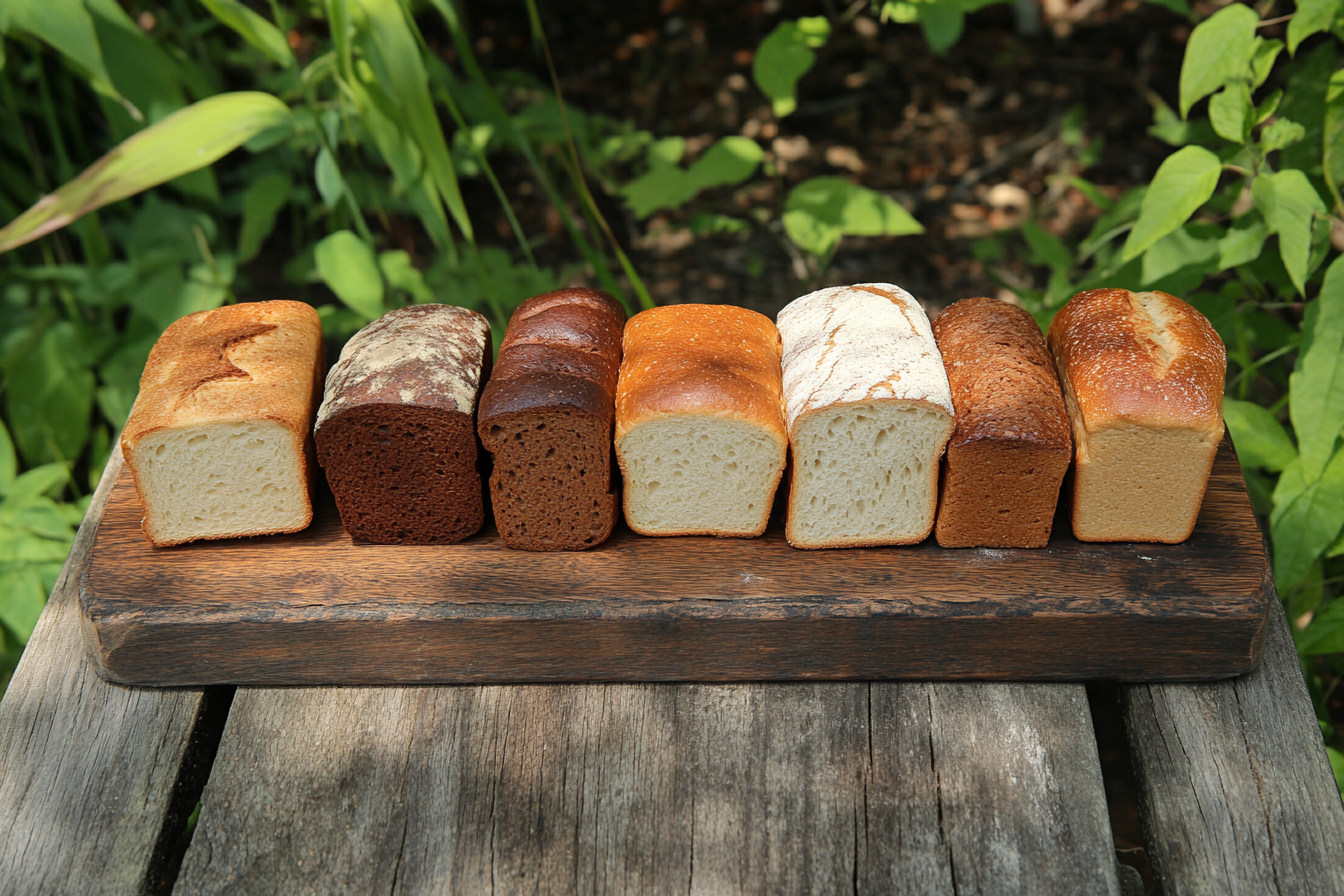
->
xmin=1047 ymin=289 xmax=1226 ymax=543
xmin=478 ymin=289 xmax=625 ymax=551
xmin=776 ymin=284 xmax=954 ymax=549
xmin=315 ymin=304 xmax=492 ymax=544
xmin=932 ymin=296 xmax=1071 ymax=548
xmin=120 ymin=300 xmax=324 ymax=545
xmin=1046 ymin=289 xmax=1225 ymax=439
xmin=615 ymin=304 xmax=787 ymax=537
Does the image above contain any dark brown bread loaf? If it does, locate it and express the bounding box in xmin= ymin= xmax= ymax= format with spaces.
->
xmin=931 ymin=296 xmax=1072 ymax=548
xmin=477 ymin=288 xmax=625 ymax=551
xmin=314 ymin=304 xmax=491 ymax=544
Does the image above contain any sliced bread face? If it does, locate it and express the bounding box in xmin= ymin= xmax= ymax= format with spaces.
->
xmin=130 ymin=419 xmax=310 ymax=546
xmin=777 ymin=283 xmax=955 ymax=549
xmin=618 ymin=413 xmax=784 ymax=537
xmin=788 ymin=401 xmax=954 ymax=548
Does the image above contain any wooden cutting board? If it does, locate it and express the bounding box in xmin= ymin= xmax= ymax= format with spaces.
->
xmin=79 ymin=442 xmax=1270 ymax=685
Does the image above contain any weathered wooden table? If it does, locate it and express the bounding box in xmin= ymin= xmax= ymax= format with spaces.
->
xmin=2 ymin=450 xmax=1342 ymax=895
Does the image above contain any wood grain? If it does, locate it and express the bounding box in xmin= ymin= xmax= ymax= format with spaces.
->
xmin=82 ymin=443 xmax=1268 ymax=685
xmin=0 ymin=449 xmax=213 ymax=896
xmin=1124 ymin=589 xmax=1344 ymax=895
xmin=173 ymin=681 xmax=1121 ymax=895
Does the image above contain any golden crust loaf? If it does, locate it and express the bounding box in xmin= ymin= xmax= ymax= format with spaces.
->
xmin=120 ymin=300 xmax=324 ymax=544
xmin=1047 ymin=289 xmax=1226 ymax=543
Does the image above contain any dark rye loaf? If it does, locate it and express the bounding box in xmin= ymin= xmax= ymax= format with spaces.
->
xmin=314 ymin=304 xmax=491 ymax=544
xmin=931 ymin=296 xmax=1072 ymax=548
xmin=477 ymin=288 xmax=625 ymax=551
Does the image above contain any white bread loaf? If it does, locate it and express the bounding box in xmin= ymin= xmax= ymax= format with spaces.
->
xmin=614 ymin=304 xmax=787 ymax=537
xmin=777 ymin=283 xmax=954 ymax=548
xmin=1048 ymin=288 xmax=1226 ymax=543
xmin=120 ymin=301 xmax=324 ymax=546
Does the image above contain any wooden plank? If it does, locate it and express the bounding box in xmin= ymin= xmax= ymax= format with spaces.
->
xmin=85 ymin=443 xmax=1268 ymax=685
xmin=0 ymin=449 xmax=216 ymax=896
xmin=1124 ymin=589 xmax=1344 ymax=895
xmin=174 ymin=682 xmax=1121 ymax=895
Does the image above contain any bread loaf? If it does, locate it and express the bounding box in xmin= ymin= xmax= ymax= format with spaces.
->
xmin=120 ymin=300 xmax=324 ymax=546
xmin=615 ymin=304 xmax=787 ymax=537
xmin=777 ymin=283 xmax=954 ymax=548
xmin=314 ymin=304 xmax=491 ymax=544
xmin=478 ymin=288 xmax=625 ymax=551
xmin=932 ymin=296 xmax=1072 ymax=548
xmin=1047 ymin=288 xmax=1226 ymax=543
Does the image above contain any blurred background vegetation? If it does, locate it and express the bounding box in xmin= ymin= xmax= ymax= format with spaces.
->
xmin=0 ymin=0 xmax=1341 ymax=819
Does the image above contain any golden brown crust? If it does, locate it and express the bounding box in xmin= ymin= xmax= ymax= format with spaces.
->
xmin=614 ymin=304 xmax=786 ymax=443
xmin=1046 ymin=289 xmax=1225 ymax=437
xmin=933 ymin=296 xmax=1071 ymax=451
xmin=120 ymin=300 xmax=324 ymax=543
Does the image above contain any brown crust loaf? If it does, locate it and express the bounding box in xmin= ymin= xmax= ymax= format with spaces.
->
xmin=614 ymin=304 xmax=787 ymax=537
xmin=477 ymin=289 xmax=625 ymax=551
xmin=1047 ymin=288 xmax=1226 ymax=543
xmin=120 ymin=300 xmax=324 ymax=545
xmin=314 ymin=304 xmax=491 ymax=544
xmin=931 ymin=297 xmax=1072 ymax=548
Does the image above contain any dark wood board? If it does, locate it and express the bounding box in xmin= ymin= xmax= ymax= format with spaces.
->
xmin=79 ymin=442 xmax=1269 ymax=686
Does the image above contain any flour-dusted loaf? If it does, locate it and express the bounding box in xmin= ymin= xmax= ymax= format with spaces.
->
xmin=615 ymin=304 xmax=787 ymax=537
xmin=478 ymin=288 xmax=625 ymax=551
xmin=932 ymin=297 xmax=1072 ymax=548
xmin=120 ymin=300 xmax=324 ymax=546
xmin=777 ymin=283 xmax=954 ymax=549
xmin=314 ymin=304 xmax=491 ymax=544
xmin=1048 ymin=288 xmax=1226 ymax=543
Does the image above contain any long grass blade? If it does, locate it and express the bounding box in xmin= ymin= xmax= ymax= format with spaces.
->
xmin=0 ymin=92 xmax=293 ymax=254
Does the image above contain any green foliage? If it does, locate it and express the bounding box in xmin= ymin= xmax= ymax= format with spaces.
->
xmin=782 ymin=177 xmax=924 ymax=260
xmin=623 ymin=137 xmax=764 ymax=218
xmin=876 ymin=0 xmax=1010 ymax=53
xmin=752 ymin=17 xmax=830 ymax=117
xmin=0 ymin=92 xmax=294 ymax=252
xmin=316 ymin=230 xmax=384 ymax=320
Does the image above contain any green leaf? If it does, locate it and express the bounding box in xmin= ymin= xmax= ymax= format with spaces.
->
xmin=1289 ymin=254 xmax=1344 ymax=480
xmin=1261 ymin=117 xmax=1307 ymax=153
xmin=1297 ymin=598 xmax=1344 ymax=655
xmin=919 ymin=2 xmax=964 ymax=54
xmin=1271 ymin=449 xmax=1344 ymax=591
xmin=314 ymin=147 xmax=345 ymax=207
xmin=1141 ymin=224 xmax=1221 ymax=286
xmin=1288 ymin=0 xmax=1343 ymax=55
xmin=622 ymin=137 xmax=763 ymax=218
xmin=1250 ymin=39 xmax=1284 ymax=88
xmin=1121 ymin=146 xmax=1222 ymax=261
xmin=0 ymin=564 xmax=46 ymax=643
xmin=1178 ymin=3 xmax=1260 ymax=118
xmin=354 ymin=0 xmax=473 ymax=243
xmin=687 ymin=137 xmax=764 ymax=192
xmin=0 ymin=93 xmax=293 ymax=254
xmin=315 ymin=230 xmax=384 ymax=320
xmin=1224 ymin=398 xmax=1297 ymax=471
xmin=1219 ymin=211 xmax=1267 ymax=269
xmin=1209 ymin=82 xmax=1252 ymax=143
xmin=198 ymin=0 xmax=295 ymax=67
xmin=378 ymin=250 xmax=434 ymax=303
xmin=5 ymin=324 xmax=93 ymax=468
xmin=752 ymin=17 xmax=831 ymax=117
xmin=0 ymin=422 xmax=14 ymax=494
xmin=238 ymin=172 xmax=291 ymax=264
xmin=3 ymin=463 xmax=69 ymax=502
xmin=3 ymin=0 xmax=129 ymax=113
xmin=1280 ymin=42 xmax=1337 ymax=174
xmin=1324 ymin=70 xmax=1344 ymax=206
xmin=1253 ymin=169 xmax=1327 ymax=295
xmin=1253 ymin=89 xmax=1283 ymax=125
xmin=783 ymin=177 xmax=923 ymax=258
xmin=1022 ymin=221 xmax=1073 ymax=271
